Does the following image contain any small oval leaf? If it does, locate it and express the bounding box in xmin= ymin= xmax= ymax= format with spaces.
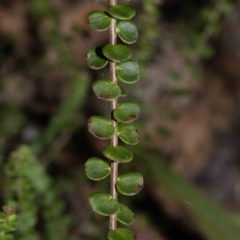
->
xmin=102 ymin=146 xmax=133 ymax=163
xmin=88 ymin=10 xmax=111 ymax=31
xmin=118 ymin=123 xmax=139 ymax=145
xmin=117 ymin=172 xmax=143 ymax=196
xmin=109 ymin=4 xmax=136 ymax=20
xmin=108 ymin=228 xmax=136 ymax=240
xmin=102 ymin=44 xmax=131 ymax=62
xmin=88 ymin=116 xmax=115 ymax=139
xmin=117 ymin=60 xmax=140 ymax=84
xmin=93 ymin=79 xmax=121 ymax=101
xmin=89 ymin=193 xmax=119 ymax=216
xmin=117 ymin=20 xmax=138 ymax=44
xmin=117 ymin=204 xmax=135 ymax=225
xmin=85 ymin=157 xmax=110 ymax=181
xmin=113 ymin=101 xmax=140 ymax=123
xmin=87 ymin=47 xmax=108 ymax=69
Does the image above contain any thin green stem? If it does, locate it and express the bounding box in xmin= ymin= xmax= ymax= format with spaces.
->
xmin=109 ymin=0 xmax=118 ymax=231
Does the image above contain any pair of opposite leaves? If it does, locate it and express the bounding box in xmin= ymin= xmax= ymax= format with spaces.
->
xmin=88 ymin=100 xmax=140 ymax=146
xmin=88 ymin=169 xmax=143 ymax=218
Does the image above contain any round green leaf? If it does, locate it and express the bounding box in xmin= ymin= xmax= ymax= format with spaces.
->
xmin=89 ymin=193 xmax=119 ymax=216
xmin=7 ymin=214 xmax=17 ymax=225
xmin=113 ymin=101 xmax=140 ymax=123
xmin=102 ymin=146 xmax=133 ymax=163
xmin=85 ymin=157 xmax=110 ymax=181
xmin=118 ymin=123 xmax=139 ymax=145
xmin=117 ymin=204 xmax=135 ymax=225
xmin=93 ymin=79 xmax=121 ymax=101
xmin=117 ymin=172 xmax=143 ymax=196
xmin=88 ymin=116 xmax=115 ymax=139
xmin=102 ymin=44 xmax=131 ymax=62
xmin=117 ymin=20 xmax=138 ymax=44
xmin=88 ymin=10 xmax=111 ymax=31
xmin=87 ymin=47 xmax=108 ymax=69
xmin=108 ymin=228 xmax=136 ymax=240
xmin=109 ymin=4 xmax=136 ymax=20
xmin=117 ymin=60 xmax=140 ymax=84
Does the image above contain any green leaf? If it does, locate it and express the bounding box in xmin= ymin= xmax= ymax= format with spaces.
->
xmin=117 ymin=204 xmax=135 ymax=225
xmin=117 ymin=60 xmax=140 ymax=84
xmin=88 ymin=10 xmax=111 ymax=31
xmin=118 ymin=123 xmax=139 ymax=145
xmin=108 ymin=228 xmax=136 ymax=240
xmin=93 ymin=79 xmax=121 ymax=101
xmin=120 ymin=87 xmax=127 ymax=97
xmin=85 ymin=157 xmax=111 ymax=181
xmin=102 ymin=44 xmax=131 ymax=62
xmin=89 ymin=193 xmax=119 ymax=216
xmin=117 ymin=20 xmax=138 ymax=44
xmin=87 ymin=47 xmax=108 ymax=69
xmin=88 ymin=116 xmax=115 ymax=139
xmin=109 ymin=4 xmax=136 ymax=20
xmin=117 ymin=172 xmax=143 ymax=196
xmin=103 ymin=146 xmax=133 ymax=163
xmin=7 ymin=214 xmax=17 ymax=225
xmin=113 ymin=101 xmax=140 ymax=123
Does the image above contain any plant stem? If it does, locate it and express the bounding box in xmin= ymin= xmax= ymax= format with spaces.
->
xmin=109 ymin=0 xmax=118 ymax=231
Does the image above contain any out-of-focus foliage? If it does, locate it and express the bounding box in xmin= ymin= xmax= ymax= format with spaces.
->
xmin=4 ymin=145 xmax=75 ymax=240
xmin=138 ymin=0 xmax=161 ymax=73
xmin=139 ymin=148 xmax=240 ymax=240
xmin=0 ymin=206 xmax=17 ymax=240
xmin=183 ymin=0 xmax=234 ymax=79
xmin=39 ymin=73 xmax=89 ymax=147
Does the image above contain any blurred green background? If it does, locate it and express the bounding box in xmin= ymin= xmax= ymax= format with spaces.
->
xmin=1 ymin=0 xmax=240 ymax=239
